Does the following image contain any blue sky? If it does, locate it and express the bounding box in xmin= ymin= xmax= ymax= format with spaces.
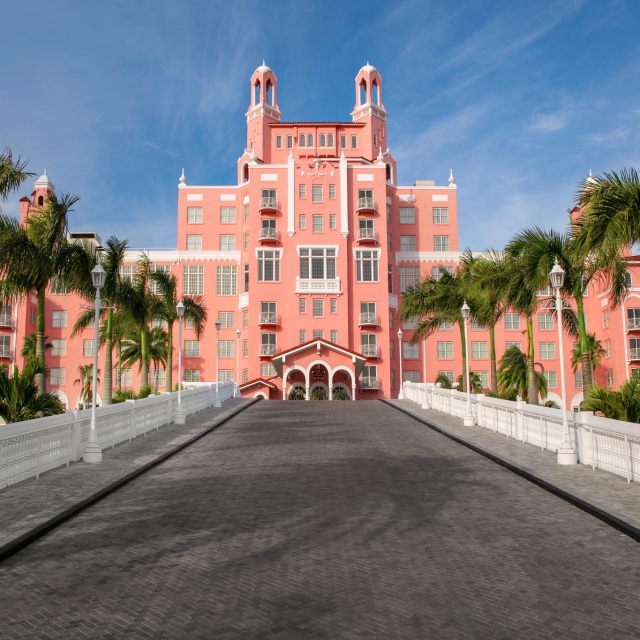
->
xmin=2 ymin=0 xmax=639 ymax=250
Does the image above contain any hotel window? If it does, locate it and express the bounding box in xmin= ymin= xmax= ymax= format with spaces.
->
xmin=433 ymin=208 xmax=449 ymax=224
xmin=542 ymin=371 xmax=557 ymax=388
xmin=388 ymin=265 xmax=393 ymax=293
xmin=183 ymin=266 xmax=204 ymax=295
xmin=627 ymin=308 xmax=640 ymax=329
xmin=330 ymin=298 xmax=337 ymax=314
xmin=150 ymin=369 xmax=165 ymax=387
xmin=299 ymin=298 xmax=307 ymax=313
xmin=299 ymin=184 xmax=306 ymax=199
xmin=52 ymin=311 xmax=67 ymax=328
xmin=328 ymin=134 xmax=334 ymax=147
xmin=152 ymin=318 xmax=168 ymax=329
xmin=438 ymin=371 xmax=455 ymax=384
xmin=355 ymin=250 xmax=379 ymax=282
xmin=399 ymin=207 xmax=415 ymax=224
xmin=471 ymin=319 xmax=487 ymax=330
xmin=319 ymin=134 xmax=325 ymax=147
xmin=340 ymin=134 xmax=346 ymax=149
xmin=244 ymin=204 xmax=250 ymax=221
xmin=83 ymin=340 xmax=94 ymax=357
xmin=477 ymin=371 xmax=489 ymax=388
xmin=299 ymin=214 xmax=306 ymax=229
xmin=605 ymin=339 xmax=611 ymax=358
xmin=261 ymin=364 xmax=277 ymax=377
xmin=400 ymin=236 xmax=416 ymax=252
xmin=389 ymin=311 xmax=395 ymax=328
xmin=187 ymin=207 xmax=203 ymax=223
xmin=329 ymin=215 xmax=336 ymax=230
xmin=631 ymin=337 xmax=640 ymax=357
xmin=386 ymin=204 xmax=391 ymax=222
xmin=472 ymin=342 xmax=487 ymax=359
xmin=299 ymin=134 xmax=306 ymax=147
xmin=506 ymin=342 xmax=521 ymax=351
xmin=398 ymin=266 xmax=420 ymax=294
xmin=504 ymin=313 xmax=520 ymax=330
xmin=300 ymin=329 xmax=307 ymax=344
xmin=149 ymin=265 xmax=170 ymax=294
xmin=404 ymin=371 xmax=420 ymax=383
xmin=606 ymin=369 xmax=614 ymax=387
xmin=538 ymin=313 xmax=554 ymax=330
xmin=403 ymin=342 xmax=419 ymax=359
xmin=243 ymin=232 xmax=249 ymax=250
xmin=625 ymin=272 xmax=632 ymax=289
xmin=313 ymin=215 xmax=324 ymax=232
xmin=120 ymin=265 xmax=137 ymax=283
xmin=308 ymin=134 xmax=314 ymax=147
xmin=219 ymin=341 xmax=234 ymax=358
xmin=351 ymin=135 xmax=357 ymax=149
xmin=603 ymin=309 xmax=610 ymax=328
xmin=51 ymin=339 xmax=66 ymax=357
xmin=242 ymin=369 xmax=249 ymax=383
xmin=434 ymin=236 xmax=450 ymax=252
xmin=331 ymin=330 xmax=338 ymax=344
xmin=286 ymin=135 xmax=293 ymax=149
xmin=243 ymin=310 xmax=249 ymax=328
xmin=539 ymin=342 xmax=555 ymax=359
xmin=243 ymin=264 xmax=249 ymax=293
xmin=312 ymin=185 xmax=323 ymax=203
xmin=390 ymin=369 xmax=396 ymax=388
xmin=257 ymin=250 xmax=281 ymax=282
xmin=49 ymin=368 xmax=65 ymax=386
xmin=299 ymin=248 xmax=336 ymax=280
xmin=186 ymin=235 xmax=202 ymax=251
xmin=387 ymin=233 xmax=392 ymax=250
xmin=219 ymin=370 xmax=234 ymax=382
xmin=185 ymin=340 xmax=200 ymax=357
xmin=537 ymin=285 xmax=552 ymax=297
xmin=50 ymin=277 xmax=70 ymax=295
xmin=220 ymin=235 xmax=235 ymax=251
xmin=30 ymin=308 xmax=36 ymax=325
xmin=575 ymin=371 xmax=583 ymax=389
xmin=184 ymin=370 xmax=200 ymax=383
xmin=313 ymin=299 xmax=324 ymax=317
xmin=218 ymin=312 xmax=234 ymax=328
xmin=389 ymin=340 xmax=395 ymax=359
xmin=216 ymin=265 xmax=237 ymax=295
xmin=438 ymin=321 xmax=453 ymax=330
xmin=437 ymin=342 xmax=454 ymax=359
xmin=220 ymin=207 xmax=236 ymax=223
xmin=402 ymin=318 xmax=418 ymax=330
xmin=329 ymin=184 xmax=336 ymax=199
xmin=276 ymin=134 xmax=282 ymax=149
xmin=432 ymin=266 xmax=453 ymax=281
xmin=243 ymin=339 xmax=248 ymax=357
xmin=313 ymin=330 xmax=324 ymax=339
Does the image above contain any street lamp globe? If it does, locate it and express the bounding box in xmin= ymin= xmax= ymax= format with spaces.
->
xmin=461 ymin=300 xmax=470 ymax=319
xmin=176 ymin=300 xmax=185 ymax=318
xmin=236 ymin=328 xmax=241 ymax=338
xmin=550 ymin=258 xmax=566 ymax=290
xmin=215 ymin=319 xmax=222 ymax=332
xmin=91 ymin=263 xmax=106 ymax=291
xmin=397 ymin=329 xmax=403 ymax=340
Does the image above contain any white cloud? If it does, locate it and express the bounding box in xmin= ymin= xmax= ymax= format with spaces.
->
xmin=529 ymin=111 xmax=571 ymax=133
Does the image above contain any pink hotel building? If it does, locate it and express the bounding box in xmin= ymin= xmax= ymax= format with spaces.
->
xmin=2 ymin=62 xmax=639 ymax=406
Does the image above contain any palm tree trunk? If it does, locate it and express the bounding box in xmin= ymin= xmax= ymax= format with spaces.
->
xmin=489 ymin=323 xmax=498 ymax=393
xmin=575 ymin=296 xmax=593 ymax=397
xmin=35 ymin=286 xmax=46 ymax=394
xmin=140 ymin=328 xmax=149 ymax=388
xmin=527 ymin=315 xmax=538 ymax=405
xmin=116 ymin=340 xmax=122 ymax=389
xmin=103 ymin=309 xmax=113 ymax=405
xmin=166 ymin=321 xmax=173 ymax=392
xmin=458 ymin=322 xmax=467 ymax=393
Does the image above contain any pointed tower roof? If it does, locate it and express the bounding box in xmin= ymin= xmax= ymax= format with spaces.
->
xmin=34 ymin=168 xmax=55 ymax=191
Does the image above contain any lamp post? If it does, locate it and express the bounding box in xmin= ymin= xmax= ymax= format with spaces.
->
xmin=550 ymin=259 xmax=578 ymax=465
xmin=235 ymin=328 xmax=241 ymax=398
xmin=214 ymin=318 xmax=222 ymax=407
xmin=461 ymin=300 xmax=475 ymax=427
xmin=83 ymin=255 xmax=106 ymax=463
xmin=175 ymin=300 xmax=185 ymax=424
xmin=422 ymin=337 xmax=429 ymax=409
xmin=397 ymin=328 xmax=404 ymax=399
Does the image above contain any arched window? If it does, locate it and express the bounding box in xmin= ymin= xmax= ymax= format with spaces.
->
xmin=319 ymin=134 xmax=326 ymax=147
xmin=254 ymin=81 xmax=261 ymax=106
xmin=372 ymin=80 xmax=379 ymax=106
xmin=328 ymin=134 xmax=334 ymax=147
xmin=625 ymin=272 xmax=633 ymax=289
xmin=266 ymin=80 xmax=273 ymax=106
xmin=386 ymin=164 xmax=393 ymax=183
xmin=308 ymin=134 xmax=314 ymax=147
xmin=37 ymin=195 xmax=44 ymax=206
xmin=359 ymin=80 xmax=367 ymax=106
xmin=242 ymin=163 xmax=249 ymax=183
xmin=299 ymin=134 xmax=306 ymax=148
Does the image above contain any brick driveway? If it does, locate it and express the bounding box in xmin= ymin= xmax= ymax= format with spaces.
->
xmin=1 ymin=400 xmax=640 ymax=639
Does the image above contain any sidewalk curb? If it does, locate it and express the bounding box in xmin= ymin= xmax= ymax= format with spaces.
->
xmin=0 ymin=398 xmax=260 ymax=564
xmin=381 ymin=399 xmax=640 ymax=544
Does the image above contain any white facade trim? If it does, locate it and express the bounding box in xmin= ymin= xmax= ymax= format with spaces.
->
xmin=220 ymin=194 xmax=236 ymax=201
xmin=288 ymin=153 xmax=295 ymax=236
xmin=124 ymin=250 xmax=241 ymax=263
xmin=261 ymin=173 xmax=279 ymax=181
xmin=295 ymin=244 xmax=340 ymax=256
xmin=399 ymin=194 xmax=416 ymax=202
xmin=186 ymin=194 xmax=203 ymax=201
xmin=254 ymin=247 xmax=283 ymax=258
xmin=432 ymin=194 xmax=449 ymax=202
xmin=395 ymin=251 xmax=461 ymax=264
xmin=356 ymin=174 xmax=375 ymax=182
xmin=339 ymin=153 xmax=348 ymax=237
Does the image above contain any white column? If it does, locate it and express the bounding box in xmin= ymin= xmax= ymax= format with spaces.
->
xmin=463 ymin=316 xmax=475 ymax=426
xmin=287 ymin=152 xmax=295 ymax=237
xmin=339 ymin=151 xmax=349 ymax=237
xmin=422 ymin=338 xmax=429 ymax=409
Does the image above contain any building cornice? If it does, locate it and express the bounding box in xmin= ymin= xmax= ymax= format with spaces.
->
xmin=124 ymin=250 xmax=241 ymax=264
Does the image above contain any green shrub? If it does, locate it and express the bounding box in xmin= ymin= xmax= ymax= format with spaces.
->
xmin=112 ymin=388 xmax=136 ymax=404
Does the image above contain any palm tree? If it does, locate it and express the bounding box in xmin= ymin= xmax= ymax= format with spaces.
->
xmin=434 ymin=372 xmax=453 ymax=389
xmin=0 ymin=359 xmax=65 ymax=423
xmin=0 ymin=147 xmax=34 ymax=201
xmin=457 ymin=371 xmax=483 ymax=393
xmin=0 ymin=192 xmax=91 ymax=393
xmin=497 ymin=345 xmax=548 ymax=401
xmin=148 ymin=269 xmax=207 ymax=392
xmin=74 ymin=364 xmax=100 ymax=410
xmin=119 ymin=325 xmax=167 ymax=382
xmin=571 ymin=333 xmax=606 ymax=374
xmin=21 ymin=332 xmax=53 ymax=358
xmin=584 ymin=376 xmax=640 ymax=423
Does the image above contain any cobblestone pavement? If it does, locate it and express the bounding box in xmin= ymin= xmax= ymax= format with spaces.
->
xmin=2 ymin=400 xmax=640 ymax=639
xmin=387 ymin=399 xmax=640 ymax=531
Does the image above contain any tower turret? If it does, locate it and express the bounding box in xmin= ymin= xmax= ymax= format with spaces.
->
xmin=245 ymin=62 xmax=282 ymax=164
xmin=350 ymin=63 xmax=388 ymax=160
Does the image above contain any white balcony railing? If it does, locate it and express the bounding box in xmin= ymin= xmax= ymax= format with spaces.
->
xmin=358 ymin=312 xmax=380 ymax=326
xmin=295 ymin=276 xmax=341 ymax=294
xmin=630 ymin=348 xmax=640 ymax=360
xmin=357 ymin=228 xmax=378 ymax=242
xmin=357 ymin=197 xmax=376 ymax=212
xmin=259 ymin=227 xmax=279 ymax=241
xmin=0 ymin=315 xmax=13 ymax=328
xmin=360 ymin=376 xmax=380 ymax=389
xmin=628 ymin=318 xmax=640 ymax=330
xmin=259 ymin=196 xmax=278 ymax=212
xmin=360 ymin=344 xmax=380 ymax=358
xmin=259 ymin=344 xmax=278 ymax=357
xmin=0 ymin=346 xmax=13 ymax=358
xmin=258 ymin=312 xmax=280 ymax=325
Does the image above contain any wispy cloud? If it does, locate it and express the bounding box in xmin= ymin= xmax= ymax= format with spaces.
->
xmin=528 ymin=110 xmax=571 ymax=133
xmin=581 ymin=127 xmax=632 ymax=148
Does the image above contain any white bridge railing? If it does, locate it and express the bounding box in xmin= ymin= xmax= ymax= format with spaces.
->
xmin=402 ymin=382 xmax=640 ymax=485
xmin=0 ymin=381 xmax=236 ymax=489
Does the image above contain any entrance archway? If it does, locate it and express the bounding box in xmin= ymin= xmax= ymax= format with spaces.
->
xmin=331 ymin=383 xmax=351 ymax=400
xmin=309 ymin=382 xmax=329 ymax=400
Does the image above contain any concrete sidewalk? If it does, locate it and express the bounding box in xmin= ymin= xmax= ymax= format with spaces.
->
xmin=384 ymin=399 xmax=640 ymax=538
xmin=0 ymin=398 xmax=256 ymax=561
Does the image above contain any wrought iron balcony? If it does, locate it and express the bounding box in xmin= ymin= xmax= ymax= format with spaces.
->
xmin=258 ymin=227 xmax=279 ymax=243
xmin=358 ymin=312 xmax=380 ymax=327
xmin=356 ymin=228 xmax=378 ymax=243
xmin=258 ymin=312 xmax=280 ymax=326
xmin=360 ymin=376 xmax=380 ymax=390
xmin=259 ymin=197 xmax=279 ymax=214
xmin=360 ymin=344 xmax=380 ymax=358
xmin=356 ymin=197 xmax=376 ymax=215
xmin=259 ymin=344 xmax=279 ymax=357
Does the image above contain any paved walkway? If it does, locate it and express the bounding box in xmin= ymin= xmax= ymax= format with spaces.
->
xmin=386 ymin=399 xmax=640 ymax=532
xmin=2 ymin=401 xmax=640 ymax=639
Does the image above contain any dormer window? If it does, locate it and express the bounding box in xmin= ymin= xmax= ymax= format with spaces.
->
xmin=300 ymin=134 xmax=306 ymax=148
